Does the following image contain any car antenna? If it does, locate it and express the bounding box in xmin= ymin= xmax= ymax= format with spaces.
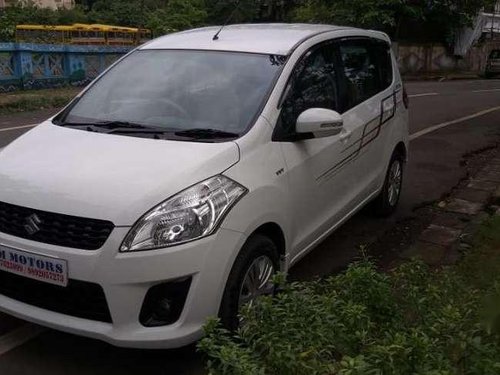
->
xmin=213 ymin=0 xmax=241 ymax=41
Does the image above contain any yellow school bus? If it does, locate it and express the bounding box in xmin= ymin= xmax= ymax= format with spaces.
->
xmin=15 ymin=24 xmax=151 ymax=46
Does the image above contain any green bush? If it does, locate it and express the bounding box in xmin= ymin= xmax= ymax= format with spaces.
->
xmin=1 ymin=0 xmax=495 ymax=44
xmin=199 ymin=258 xmax=500 ymax=375
xmin=0 ymin=2 xmax=88 ymax=42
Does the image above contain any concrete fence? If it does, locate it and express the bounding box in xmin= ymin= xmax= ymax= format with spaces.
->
xmin=0 ymin=43 xmax=133 ymax=92
xmin=395 ymin=41 xmax=500 ymax=75
xmin=2 ymin=41 xmax=500 ymax=92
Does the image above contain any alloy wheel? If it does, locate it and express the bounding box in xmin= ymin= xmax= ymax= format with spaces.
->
xmin=238 ymin=255 xmax=275 ymax=309
xmin=387 ymin=160 xmax=403 ymax=206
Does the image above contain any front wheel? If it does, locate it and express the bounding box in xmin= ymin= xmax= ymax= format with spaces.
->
xmin=219 ymin=234 xmax=279 ymax=330
xmin=373 ymin=152 xmax=404 ymax=216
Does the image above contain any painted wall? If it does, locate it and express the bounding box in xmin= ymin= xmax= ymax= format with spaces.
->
xmin=32 ymin=0 xmax=75 ymax=9
xmin=2 ymin=41 xmax=498 ymax=91
xmin=0 ymin=43 xmax=132 ymax=92
xmin=395 ymin=44 xmax=462 ymax=74
xmin=467 ymin=40 xmax=500 ymax=72
xmin=395 ymin=41 xmax=500 ymax=74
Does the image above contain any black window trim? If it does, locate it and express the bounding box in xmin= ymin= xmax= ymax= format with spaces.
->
xmin=273 ymin=35 xmax=395 ymax=142
xmin=276 ymin=39 xmax=340 ymax=109
xmin=273 ymin=39 xmax=342 ymax=142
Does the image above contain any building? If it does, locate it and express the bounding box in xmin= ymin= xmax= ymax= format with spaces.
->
xmin=0 ymin=0 xmax=75 ymax=9
xmin=483 ymin=2 xmax=500 ymax=37
xmin=33 ymin=0 xmax=74 ymax=9
xmin=455 ymin=1 xmax=500 ymax=56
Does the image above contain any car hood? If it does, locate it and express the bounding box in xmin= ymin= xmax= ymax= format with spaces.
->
xmin=0 ymin=122 xmax=240 ymax=225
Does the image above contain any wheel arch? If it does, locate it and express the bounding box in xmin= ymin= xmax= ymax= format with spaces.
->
xmin=251 ymin=222 xmax=286 ymax=262
xmin=394 ymin=141 xmax=408 ymax=162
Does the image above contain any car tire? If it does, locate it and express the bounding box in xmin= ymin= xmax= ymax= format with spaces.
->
xmin=219 ymin=234 xmax=279 ymax=331
xmin=373 ymin=151 xmax=405 ymax=217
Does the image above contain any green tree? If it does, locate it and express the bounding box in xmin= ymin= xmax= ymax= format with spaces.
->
xmin=291 ymin=0 xmax=495 ymax=42
xmin=205 ymin=0 xmax=292 ymax=24
xmin=423 ymin=0 xmax=496 ymax=42
xmin=86 ymin=0 xmax=144 ymax=26
xmin=291 ymin=0 xmax=419 ymax=32
xmin=205 ymin=0 xmax=260 ymax=24
xmin=0 ymin=1 xmax=88 ymax=42
xmin=2 ymin=0 xmax=496 ymax=43
xmin=146 ymin=0 xmax=208 ymax=35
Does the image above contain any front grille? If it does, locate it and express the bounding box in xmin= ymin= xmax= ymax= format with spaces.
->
xmin=0 ymin=201 xmax=114 ymax=250
xmin=0 ymin=269 xmax=112 ymax=323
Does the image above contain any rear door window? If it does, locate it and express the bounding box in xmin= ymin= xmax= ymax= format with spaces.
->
xmin=339 ymin=39 xmax=393 ymax=110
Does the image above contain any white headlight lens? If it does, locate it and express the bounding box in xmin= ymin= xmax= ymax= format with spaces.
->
xmin=121 ymin=176 xmax=247 ymax=251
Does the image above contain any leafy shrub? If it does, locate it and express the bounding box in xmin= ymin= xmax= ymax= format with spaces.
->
xmin=199 ymin=259 xmax=500 ymax=375
xmin=0 ymin=2 xmax=88 ymax=42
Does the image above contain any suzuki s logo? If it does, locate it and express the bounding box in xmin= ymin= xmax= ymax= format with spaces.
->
xmin=24 ymin=214 xmax=42 ymax=235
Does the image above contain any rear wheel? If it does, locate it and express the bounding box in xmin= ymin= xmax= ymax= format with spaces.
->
xmin=219 ymin=234 xmax=279 ymax=330
xmin=373 ymin=151 xmax=404 ymax=216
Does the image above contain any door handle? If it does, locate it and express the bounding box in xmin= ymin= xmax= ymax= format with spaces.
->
xmin=339 ymin=130 xmax=352 ymax=143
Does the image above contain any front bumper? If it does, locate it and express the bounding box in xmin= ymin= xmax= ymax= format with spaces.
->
xmin=0 ymin=227 xmax=246 ymax=349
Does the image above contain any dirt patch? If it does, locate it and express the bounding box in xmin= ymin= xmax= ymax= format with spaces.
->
xmin=370 ymin=144 xmax=500 ymax=271
xmin=0 ymin=87 xmax=80 ymax=115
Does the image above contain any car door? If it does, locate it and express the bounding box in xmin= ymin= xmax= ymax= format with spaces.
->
xmin=275 ymin=42 xmax=360 ymax=260
xmin=336 ymin=37 xmax=396 ymax=206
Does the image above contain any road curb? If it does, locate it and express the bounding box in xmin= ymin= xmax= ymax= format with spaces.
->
xmin=402 ymin=74 xmax=481 ymax=82
xmin=400 ymin=149 xmax=500 ymax=267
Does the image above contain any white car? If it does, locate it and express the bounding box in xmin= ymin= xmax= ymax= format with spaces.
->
xmin=0 ymin=24 xmax=409 ymax=349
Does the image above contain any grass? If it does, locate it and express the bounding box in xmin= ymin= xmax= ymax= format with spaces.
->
xmin=0 ymin=87 xmax=80 ymax=115
xmin=459 ymin=215 xmax=500 ymax=292
xmin=199 ymin=215 xmax=500 ymax=375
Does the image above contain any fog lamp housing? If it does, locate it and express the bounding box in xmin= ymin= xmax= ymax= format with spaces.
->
xmin=139 ymin=277 xmax=192 ymax=327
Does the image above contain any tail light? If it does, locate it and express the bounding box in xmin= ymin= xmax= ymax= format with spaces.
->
xmin=402 ymin=85 xmax=409 ymax=109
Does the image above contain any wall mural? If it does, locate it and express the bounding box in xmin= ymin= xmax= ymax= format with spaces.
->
xmin=396 ymin=40 xmax=500 ymax=75
xmin=0 ymin=43 xmax=131 ymax=92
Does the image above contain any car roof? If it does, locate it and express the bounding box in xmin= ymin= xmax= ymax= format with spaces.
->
xmin=141 ymin=23 xmax=357 ymax=55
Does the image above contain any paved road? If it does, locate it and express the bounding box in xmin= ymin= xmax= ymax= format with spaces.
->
xmin=1 ymin=79 xmax=500 ymax=374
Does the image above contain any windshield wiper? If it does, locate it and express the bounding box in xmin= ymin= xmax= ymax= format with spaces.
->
xmin=59 ymin=120 xmax=150 ymax=129
xmin=93 ymin=120 xmax=151 ymax=129
xmin=57 ymin=120 xmax=172 ymax=136
xmin=57 ymin=121 xmax=239 ymax=140
xmin=174 ymin=128 xmax=239 ymax=139
xmin=101 ymin=127 xmax=170 ymax=135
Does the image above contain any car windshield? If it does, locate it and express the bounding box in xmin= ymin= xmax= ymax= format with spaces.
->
xmin=58 ymin=50 xmax=285 ymax=137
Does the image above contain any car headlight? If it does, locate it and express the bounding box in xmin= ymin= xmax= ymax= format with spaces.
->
xmin=120 ymin=175 xmax=247 ymax=252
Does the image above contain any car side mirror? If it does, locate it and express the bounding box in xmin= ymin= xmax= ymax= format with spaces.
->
xmin=296 ymin=108 xmax=344 ymax=138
